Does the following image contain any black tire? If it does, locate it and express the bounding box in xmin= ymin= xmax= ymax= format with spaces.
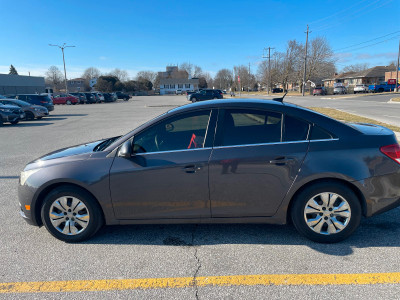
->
xmin=41 ymin=186 xmax=104 ymax=243
xmin=25 ymin=111 xmax=35 ymax=121
xmin=191 ymin=97 xmax=197 ymax=102
xmin=0 ymin=117 xmax=3 ymax=126
xmin=10 ymin=120 xmax=19 ymax=125
xmin=291 ymin=182 xmax=361 ymax=243
xmin=37 ymin=116 xmax=43 ymax=120
xmin=66 ymin=100 xmax=72 ymax=105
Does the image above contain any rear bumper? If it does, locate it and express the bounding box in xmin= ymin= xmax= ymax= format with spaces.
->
xmin=356 ymin=172 xmax=400 ymax=217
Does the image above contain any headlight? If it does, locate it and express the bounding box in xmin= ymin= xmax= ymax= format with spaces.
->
xmin=20 ymin=169 xmax=40 ymax=185
xmin=34 ymin=108 xmax=40 ymax=111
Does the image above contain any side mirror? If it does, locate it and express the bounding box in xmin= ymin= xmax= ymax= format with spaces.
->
xmin=118 ymin=140 xmax=133 ymax=158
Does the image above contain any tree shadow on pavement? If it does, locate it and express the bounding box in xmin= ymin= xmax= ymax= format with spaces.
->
xmin=87 ymin=207 xmax=400 ymax=257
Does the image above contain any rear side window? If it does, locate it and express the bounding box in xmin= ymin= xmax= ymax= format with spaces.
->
xmin=310 ymin=125 xmax=334 ymax=140
xmin=283 ymin=115 xmax=309 ymax=142
xmin=220 ymin=109 xmax=282 ymax=146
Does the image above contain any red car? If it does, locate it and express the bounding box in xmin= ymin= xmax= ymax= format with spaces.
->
xmin=52 ymin=94 xmax=79 ymax=105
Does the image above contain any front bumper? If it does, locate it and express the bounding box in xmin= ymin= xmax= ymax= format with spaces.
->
xmin=6 ymin=112 xmax=25 ymax=122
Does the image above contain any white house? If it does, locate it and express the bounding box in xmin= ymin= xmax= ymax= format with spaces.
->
xmin=159 ymin=78 xmax=199 ymax=95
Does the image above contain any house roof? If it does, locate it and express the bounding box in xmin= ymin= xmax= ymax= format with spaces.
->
xmin=160 ymin=78 xmax=199 ymax=85
xmin=68 ymin=78 xmax=85 ymax=81
xmin=323 ymin=66 xmax=396 ymax=82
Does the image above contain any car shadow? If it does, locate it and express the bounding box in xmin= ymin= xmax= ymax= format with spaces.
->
xmin=85 ymin=207 xmax=400 ymax=256
xmin=53 ymin=114 xmax=88 ymax=117
xmin=2 ymin=122 xmax=54 ymax=127
xmin=39 ymin=117 xmax=67 ymax=121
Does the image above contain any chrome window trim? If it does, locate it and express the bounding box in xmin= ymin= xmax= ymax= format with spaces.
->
xmin=213 ymin=140 xmax=310 ymax=150
xmin=310 ymin=138 xmax=339 ymax=142
xmin=135 ymin=147 xmax=213 ymax=156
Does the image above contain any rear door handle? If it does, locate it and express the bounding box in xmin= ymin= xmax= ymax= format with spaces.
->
xmin=183 ymin=165 xmax=202 ymax=173
xmin=269 ymin=157 xmax=294 ymax=165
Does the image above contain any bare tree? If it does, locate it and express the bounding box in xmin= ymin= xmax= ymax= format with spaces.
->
xmin=214 ymin=69 xmax=233 ymax=90
xmin=45 ymin=66 xmax=64 ymax=91
xmin=82 ymin=67 xmax=101 ymax=80
xmin=305 ymin=37 xmax=335 ymax=85
xmin=109 ymin=68 xmax=129 ymax=82
xmin=342 ymin=63 xmax=369 ymax=73
xmin=179 ymin=62 xmax=193 ymax=77
xmin=136 ymin=70 xmax=157 ymax=83
xmin=234 ymin=65 xmax=255 ymax=91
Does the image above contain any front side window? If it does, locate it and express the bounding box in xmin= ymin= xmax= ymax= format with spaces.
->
xmin=133 ymin=110 xmax=211 ymax=153
xmin=220 ymin=109 xmax=282 ymax=146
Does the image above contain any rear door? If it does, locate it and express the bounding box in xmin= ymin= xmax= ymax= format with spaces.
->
xmin=209 ymin=108 xmax=309 ymax=217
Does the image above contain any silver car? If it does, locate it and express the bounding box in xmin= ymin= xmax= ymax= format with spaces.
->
xmin=333 ymin=86 xmax=347 ymax=95
xmin=354 ymin=84 xmax=368 ymax=94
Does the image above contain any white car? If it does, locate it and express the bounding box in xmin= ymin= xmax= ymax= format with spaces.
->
xmin=354 ymin=84 xmax=368 ymax=94
xmin=333 ymin=86 xmax=347 ymax=95
xmin=175 ymin=89 xmax=183 ymax=95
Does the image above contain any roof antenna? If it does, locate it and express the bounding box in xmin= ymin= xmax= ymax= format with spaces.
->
xmin=272 ymin=92 xmax=287 ymax=102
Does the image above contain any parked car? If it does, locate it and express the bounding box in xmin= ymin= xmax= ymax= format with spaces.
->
xmin=0 ymin=103 xmax=25 ymax=125
xmin=333 ymin=86 xmax=347 ymax=95
xmin=175 ymin=89 xmax=183 ymax=95
xmin=83 ymin=93 xmax=96 ymax=104
xmin=52 ymin=94 xmax=79 ymax=105
xmin=272 ymin=88 xmax=284 ymax=93
xmin=18 ymin=99 xmax=400 ymax=243
xmin=111 ymin=93 xmax=118 ymax=101
xmin=94 ymin=92 xmax=105 ymax=102
xmin=353 ymin=84 xmax=368 ymax=94
xmin=313 ymin=87 xmax=327 ymax=96
xmin=368 ymin=83 xmax=400 ymax=93
xmin=14 ymin=94 xmax=54 ymax=112
xmin=0 ymin=99 xmax=48 ymax=120
xmin=103 ymin=93 xmax=116 ymax=103
xmin=91 ymin=93 xmax=101 ymax=103
xmin=115 ymin=91 xmax=130 ymax=100
xmin=70 ymin=93 xmax=87 ymax=104
xmin=188 ymin=89 xmax=223 ymax=102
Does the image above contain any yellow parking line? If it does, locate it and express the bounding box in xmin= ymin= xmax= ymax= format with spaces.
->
xmin=2 ymin=273 xmax=400 ymax=294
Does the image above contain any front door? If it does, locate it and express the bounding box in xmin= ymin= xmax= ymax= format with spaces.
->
xmin=110 ymin=109 xmax=214 ymax=220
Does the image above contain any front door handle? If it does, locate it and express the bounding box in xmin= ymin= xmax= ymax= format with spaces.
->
xmin=269 ymin=157 xmax=294 ymax=165
xmin=183 ymin=165 xmax=202 ymax=173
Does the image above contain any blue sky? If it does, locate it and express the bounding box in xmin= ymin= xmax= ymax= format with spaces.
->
xmin=1 ymin=0 xmax=399 ymax=78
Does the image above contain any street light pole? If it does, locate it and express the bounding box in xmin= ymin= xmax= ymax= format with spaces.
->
xmin=395 ymin=39 xmax=400 ymax=92
xmin=49 ymin=43 xmax=75 ymax=94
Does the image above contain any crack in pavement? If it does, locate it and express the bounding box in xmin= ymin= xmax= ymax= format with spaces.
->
xmin=191 ymin=224 xmax=201 ymax=300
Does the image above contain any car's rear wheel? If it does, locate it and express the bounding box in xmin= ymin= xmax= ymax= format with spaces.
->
xmin=191 ymin=97 xmax=197 ymax=102
xmin=25 ymin=111 xmax=35 ymax=120
xmin=66 ymin=100 xmax=72 ymax=105
xmin=291 ymin=182 xmax=361 ymax=243
xmin=10 ymin=120 xmax=19 ymax=125
xmin=41 ymin=186 xmax=103 ymax=242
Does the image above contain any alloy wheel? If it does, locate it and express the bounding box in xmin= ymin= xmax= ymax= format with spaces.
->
xmin=303 ymin=192 xmax=351 ymax=235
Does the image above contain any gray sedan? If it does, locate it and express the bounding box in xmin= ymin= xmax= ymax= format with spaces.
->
xmin=18 ymin=99 xmax=400 ymax=243
xmin=0 ymin=99 xmax=48 ymax=120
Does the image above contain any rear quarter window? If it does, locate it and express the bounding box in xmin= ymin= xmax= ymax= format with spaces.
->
xmin=310 ymin=125 xmax=334 ymax=140
xmin=283 ymin=115 xmax=310 ymax=142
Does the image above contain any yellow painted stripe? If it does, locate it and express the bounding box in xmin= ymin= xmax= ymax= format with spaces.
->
xmin=2 ymin=273 xmax=400 ymax=294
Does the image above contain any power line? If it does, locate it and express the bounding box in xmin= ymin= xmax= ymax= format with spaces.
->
xmin=335 ymin=35 xmax=400 ymax=53
xmin=312 ymin=0 xmax=392 ymax=32
xmin=334 ymin=31 xmax=400 ymax=52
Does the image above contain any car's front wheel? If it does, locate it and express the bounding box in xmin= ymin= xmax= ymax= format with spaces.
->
xmin=291 ymin=182 xmax=361 ymax=243
xmin=41 ymin=186 xmax=103 ymax=242
xmin=191 ymin=97 xmax=197 ymax=102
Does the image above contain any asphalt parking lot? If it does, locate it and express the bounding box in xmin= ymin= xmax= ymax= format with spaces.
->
xmin=1 ymin=95 xmax=400 ymax=299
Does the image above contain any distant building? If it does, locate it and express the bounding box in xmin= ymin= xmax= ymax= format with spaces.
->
xmin=0 ymin=74 xmax=45 ymax=95
xmin=385 ymin=71 xmax=399 ymax=83
xmin=67 ymin=78 xmax=85 ymax=92
xmin=323 ymin=66 xmax=396 ymax=87
xmin=158 ymin=66 xmax=198 ymax=95
xmin=160 ymin=78 xmax=199 ymax=95
xmin=90 ymin=78 xmax=97 ymax=88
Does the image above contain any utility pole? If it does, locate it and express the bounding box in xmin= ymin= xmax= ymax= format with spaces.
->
xmin=262 ymin=47 xmax=274 ymax=95
xmin=49 ymin=43 xmax=75 ymax=94
xmin=248 ymin=62 xmax=251 ymax=92
xmin=302 ymin=25 xmax=311 ymax=96
xmin=395 ymin=39 xmax=400 ymax=92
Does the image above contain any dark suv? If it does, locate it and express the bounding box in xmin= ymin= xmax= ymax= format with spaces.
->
xmin=15 ymin=94 xmax=54 ymax=112
xmin=115 ymin=91 xmax=130 ymax=100
xmin=188 ymin=89 xmax=223 ymax=102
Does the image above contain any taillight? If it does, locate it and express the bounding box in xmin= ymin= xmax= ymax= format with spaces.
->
xmin=40 ymin=101 xmax=47 ymax=103
xmin=380 ymin=144 xmax=400 ymax=164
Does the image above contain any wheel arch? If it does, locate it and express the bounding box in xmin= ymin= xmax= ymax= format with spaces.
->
xmin=286 ymin=178 xmax=367 ymax=223
xmin=33 ymin=182 xmax=105 ymax=226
